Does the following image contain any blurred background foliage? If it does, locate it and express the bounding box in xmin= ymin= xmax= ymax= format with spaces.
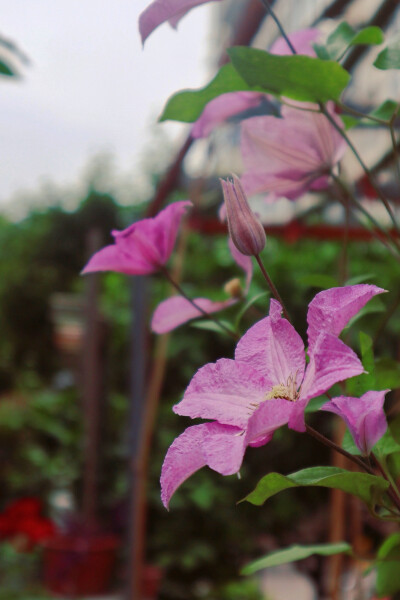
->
xmin=0 ymin=176 xmax=399 ymax=597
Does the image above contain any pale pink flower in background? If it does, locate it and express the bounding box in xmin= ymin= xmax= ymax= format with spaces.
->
xmin=151 ymin=239 xmax=252 ymax=333
xmin=240 ymin=102 xmax=346 ymax=201
xmin=139 ymin=0 xmax=223 ymax=44
xmin=161 ymin=284 xmax=384 ymax=508
xmin=82 ymin=200 xmax=192 ymax=276
xmin=321 ymin=390 xmax=389 ymax=455
xmin=191 ymin=28 xmax=321 ymax=139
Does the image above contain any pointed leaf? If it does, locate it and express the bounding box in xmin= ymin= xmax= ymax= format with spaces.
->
xmin=160 ymin=63 xmax=257 ymax=123
xmin=376 ymin=533 xmax=400 ymax=596
xmin=0 ymin=60 xmax=15 ymax=77
xmin=375 ymin=358 xmax=400 ymax=390
xmin=234 ymin=291 xmax=268 ymax=328
xmin=228 ymin=47 xmax=350 ymax=103
xmin=370 ymin=99 xmax=398 ymax=121
xmin=243 ymin=466 xmax=388 ymax=510
xmin=241 ymin=542 xmax=351 ymax=575
xmin=374 ymin=36 xmax=400 ymax=70
xmin=316 ymin=23 xmax=383 ymax=62
xmin=190 ymin=319 xmax=236 ymax=336
xmin=296 ymin=273 xmax=339 ymax=290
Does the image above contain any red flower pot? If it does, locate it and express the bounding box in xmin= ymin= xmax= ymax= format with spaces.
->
xmin=42 ymin=533 xmax=119 ymax=596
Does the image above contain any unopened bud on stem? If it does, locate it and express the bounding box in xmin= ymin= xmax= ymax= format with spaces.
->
xmin=221 ymin=175 xmax=266 ymax=257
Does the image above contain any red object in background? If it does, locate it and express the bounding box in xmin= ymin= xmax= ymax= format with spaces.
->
xmin=42 ymin=534 xmax=119 ymax=597
xmin=0 ymin=497 xmax=56 ymax=549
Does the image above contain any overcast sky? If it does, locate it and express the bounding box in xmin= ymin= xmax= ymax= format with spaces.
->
xmin=0 ymin=1 xmax=211 ymax=208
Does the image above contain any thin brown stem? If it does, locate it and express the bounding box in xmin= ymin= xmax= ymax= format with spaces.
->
xmin=389 ymin=104 xmax=400 ymax=190
xmin=337 ymin=102 xmax=388 ymax=126
xmin=254 ymin=254 xmax=291 ymax=322
xmin=331 ymin=172 xmax=400 ymax=261
xmin=305 ymin=424 xmax=375 ymax=475
xmin=161 ymin=267 xmax=238 ymax=340
xmin=321 ymin=105 xmax=400 ymax=244
xmin=371 ymin=452 xmax=400 ymax=512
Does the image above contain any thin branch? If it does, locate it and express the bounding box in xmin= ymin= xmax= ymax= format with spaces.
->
xmin=254 ymin=254 xmax=291 ymax=322
xmin=161 ymin=267 xmax=238 ymax=340
xmin=331 ymin=172 xmax=400 ymax=262
xmin=258 ymin=0 xmax=297 ymax=54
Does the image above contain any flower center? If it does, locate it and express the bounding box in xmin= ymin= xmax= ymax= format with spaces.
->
xmin=265 ymin=374 xmax=299 ymax=402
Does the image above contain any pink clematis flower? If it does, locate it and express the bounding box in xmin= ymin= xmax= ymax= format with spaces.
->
xmin=151 ymin=239 xmax=252 ymax=333
xmin=240 ymin=102 xmax=346 ymax=201
xmin=191 ymin=28 xmax=321 ymax=139
xmin=321 ymin=390 xmax=389 ymax=455
xmin=82 ymin=200 xmax=192 ymax=276
xmin=161 ymin=284 xmax=384 ymax=508
xmin=139 ymin=0 xmax=222 ymax=45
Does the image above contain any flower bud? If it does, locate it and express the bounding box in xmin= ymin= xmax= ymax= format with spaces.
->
xmin=221 ymin=175 xmax=266 ymax=257
xmin=224 ymin=277 xmax=243 ymax=299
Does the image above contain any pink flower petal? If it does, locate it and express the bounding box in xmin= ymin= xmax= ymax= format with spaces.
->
xmin=160 ymin=424 xmax=208 ymax=509
xmin=240 ymin=103 xmax=346 ymax=201
xmin=203 ymin=422 xmax=247 ymax=475
xmin=139 ymin=0 xmax=222 ymax=44
xmin=269 ymin=28 xmax=321 ymax=57
xmin=290 ymin=334 xmax=364 ymax=432
xmin=192 ymin=92 xmax=264 ymax=138
xmin=151 ymin=296 xmax=236 ymax=334
xmin=235 ymin=302 xmax=305 ymax=388
xmin=321 ymin=390 xmax=389 ymax=455
xmin=174 ymin=358 xmax=269 ymax=429
xmin=81 ymin=243 xmax=154 ymax=275
xmin=246 ymin=397 xmax=294 ymax=443
xmin=82 ymin=200 xmax=191 ymax=276
xmin=307 ymin=284 xmax=386 ymax=353
xmin=160 ymin=422 xmax=245 ymax=508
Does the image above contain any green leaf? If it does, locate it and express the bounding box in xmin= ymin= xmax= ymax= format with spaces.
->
xmin=228 ymin=47 xmax=350 ymax=103
xmin=296 ymin=273 xmax=339 ymax=290
xmin=190 ymin=319 xmax=236 ymax=337
xmin=370 ymin=99 xmax=399 ymax=121
xmin=0 ymin=60 xmax=15 ymax=77
xmin=243 ymin=466 xmax=388 ymax=511
xmin=160 ymin=63 xmax=255 ymax=123
xmin=234 ymin=291 xmax=268 ymax=328
xmin=374 ymin=35 xmax=400 ymax=70
xmin=374 ymin=429 xmax=400 ymax=459
xmin=319 ymin=23 xmax=384 ymax=62
xmin=343 ymin=428 xmax=400 ymax=458
xmin=305 ymin=394 xmax=329 ymax=413
xmin=376 ymin=533 xmax=400 ymax=595
xmin=346 ymin=331 xmax=375 ymax=396
xmin=375 ymin=357 xmax=400 ymax=390
xmin=341 ymin=115 xmax=359 ymax=130
xmin=241 ymin=542 xmax=352 ymax=575
xmin=345 ymin=273 xmax=376 ymax=285
xmin=343 ymin=297 xmax=385 ymax=332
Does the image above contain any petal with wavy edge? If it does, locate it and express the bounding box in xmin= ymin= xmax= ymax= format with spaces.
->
xmin=235 ymin=302 xmax=305 ymax=387
xmin=151 ymin=296 xmax=236 ymax=334
xmin=83 ymin=200 xmax=191 ymax=276
xmin=81 ymin=244 xmax=154 ymax=275
xmin=307 ymin=284 xmax=386 ymax=353
xmin=139 ymin=0 xmax=222 ymax=44
xmin=160 ymin=424 xmax=208 ymax=509
xmin=174 ymin=358 xmax=269 ymax=429
xmin=289 ymin=334 xmax=364 ymax=432
xmin=321 ymin=390 xmax=389 ymax=455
